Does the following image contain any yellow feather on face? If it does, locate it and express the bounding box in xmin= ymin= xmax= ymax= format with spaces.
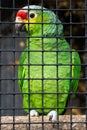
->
xmin=24 ymin=19 xmax=36 ymax=32
xmin=29 ymin=19 xmax=36 ymax=23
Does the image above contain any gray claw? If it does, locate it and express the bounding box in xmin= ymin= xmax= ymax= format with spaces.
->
xmin=30 ymin=109 xmax=39 ymax=117
xmin=47 ymin=110 xmax=58 ymax=122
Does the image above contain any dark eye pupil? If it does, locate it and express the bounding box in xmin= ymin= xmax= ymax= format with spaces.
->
xmin=30 ymin=13 xmax=35 ymax=18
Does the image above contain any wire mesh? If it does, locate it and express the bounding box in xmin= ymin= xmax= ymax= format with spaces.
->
xmin=0 ymin=0 xmax=86 ymax=130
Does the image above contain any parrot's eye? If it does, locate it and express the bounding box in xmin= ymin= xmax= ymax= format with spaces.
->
xmin=29 ymin=13 xmax=36 ymax=19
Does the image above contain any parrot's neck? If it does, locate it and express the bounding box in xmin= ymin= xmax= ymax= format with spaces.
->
xmin=26 ymin=37 xmax=70 ymax=50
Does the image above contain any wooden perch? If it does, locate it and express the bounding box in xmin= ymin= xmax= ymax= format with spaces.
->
xmin=1 ymin=115 xmax=86 ymax=130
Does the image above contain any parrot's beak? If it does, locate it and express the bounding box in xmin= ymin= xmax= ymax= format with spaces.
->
xmin=15 ymin=23 xmax=26 ymax=35
xmin=15 ymin=17 xmax=26 ymax=35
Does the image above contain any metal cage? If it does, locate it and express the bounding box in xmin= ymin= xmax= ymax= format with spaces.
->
xmin=0 ymin=0 xmax=86 ymax=129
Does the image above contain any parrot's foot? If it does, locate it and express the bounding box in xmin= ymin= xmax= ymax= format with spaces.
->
xmin=47 ymin=110 xmax=58 ymax=128
xmin=30 ymin=109 xmax=39 ymax=117
xmin=26 ymin=110 xmax=39 ymax=130
xmin=47 ymin=110 xmax=58 ymax=122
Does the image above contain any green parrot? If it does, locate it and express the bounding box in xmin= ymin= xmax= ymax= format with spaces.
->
xmin=15 ymin=5 xmax=81 ymax=122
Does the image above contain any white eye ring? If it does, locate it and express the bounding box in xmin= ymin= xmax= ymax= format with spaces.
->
xmin=29 ymin=12 xmax=37 ymax=19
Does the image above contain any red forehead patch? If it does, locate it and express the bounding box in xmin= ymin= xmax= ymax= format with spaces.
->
xmin=16 ymin=11 xmax=28 ymax=20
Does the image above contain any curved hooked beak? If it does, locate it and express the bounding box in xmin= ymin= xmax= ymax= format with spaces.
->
xmin=15 ymin=17 xmax=26 ymax=35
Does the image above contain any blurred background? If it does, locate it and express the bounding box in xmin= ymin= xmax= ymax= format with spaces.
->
xmin=0 ymin=0 xmax=85 ymax=115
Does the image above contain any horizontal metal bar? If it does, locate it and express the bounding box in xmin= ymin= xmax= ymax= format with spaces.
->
xmin=0 ymin=35 xmax=85 ymax=38
xmin=0 ymin=91 xmax=84 ymax=95
xmin=0 ymin=49 xmax=85 ymax=53
xmin=0 ymin=121 xmax=86 ymax=125
xmin=0 ymin=107 xmax=86 ymax=110
xmin=0 ymin=63 xmax=82 ymax=66
xmin=0 ymin=77 xmax=84 ymax=80
xmin=0 ymin=21 xmax=85 ymax=24
xmin=0 ymin=7 xmax=86 ymax=11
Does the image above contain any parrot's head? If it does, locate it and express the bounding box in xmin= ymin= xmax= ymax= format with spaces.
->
xmin=15 ymin=5 xmax=63 ymax=36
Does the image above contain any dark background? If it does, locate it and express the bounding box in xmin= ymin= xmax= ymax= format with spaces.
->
xmin=0 ymin=0 xmax=85 ymax=115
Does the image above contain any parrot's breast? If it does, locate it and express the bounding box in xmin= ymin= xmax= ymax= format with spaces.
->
xmin=27 ymin=51 xmax=71 ymax=114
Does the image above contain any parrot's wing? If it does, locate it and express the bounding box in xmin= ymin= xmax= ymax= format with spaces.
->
xmin=18 ymin=51 xmax=28 ymax=91
xmin=72 ymin=50 xmax=81 ymax=93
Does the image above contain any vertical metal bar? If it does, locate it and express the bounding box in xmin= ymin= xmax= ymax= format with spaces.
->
xmin=13 ymin=0 xmax=15 ymax=129
xmin=85 ymin=0 xmax=87 ymax=129
xmin=55 ymin=0 xmax=59 ymax=129
xmin=0 ymin=0 xmax=1 ymax=129
xmin=27 ymin=0 xmax=30 ymax=129
xmin=69 ymin=0 xmax=72 ymax=129
xmin=41 ymin=0 xmax=44 ymax=129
